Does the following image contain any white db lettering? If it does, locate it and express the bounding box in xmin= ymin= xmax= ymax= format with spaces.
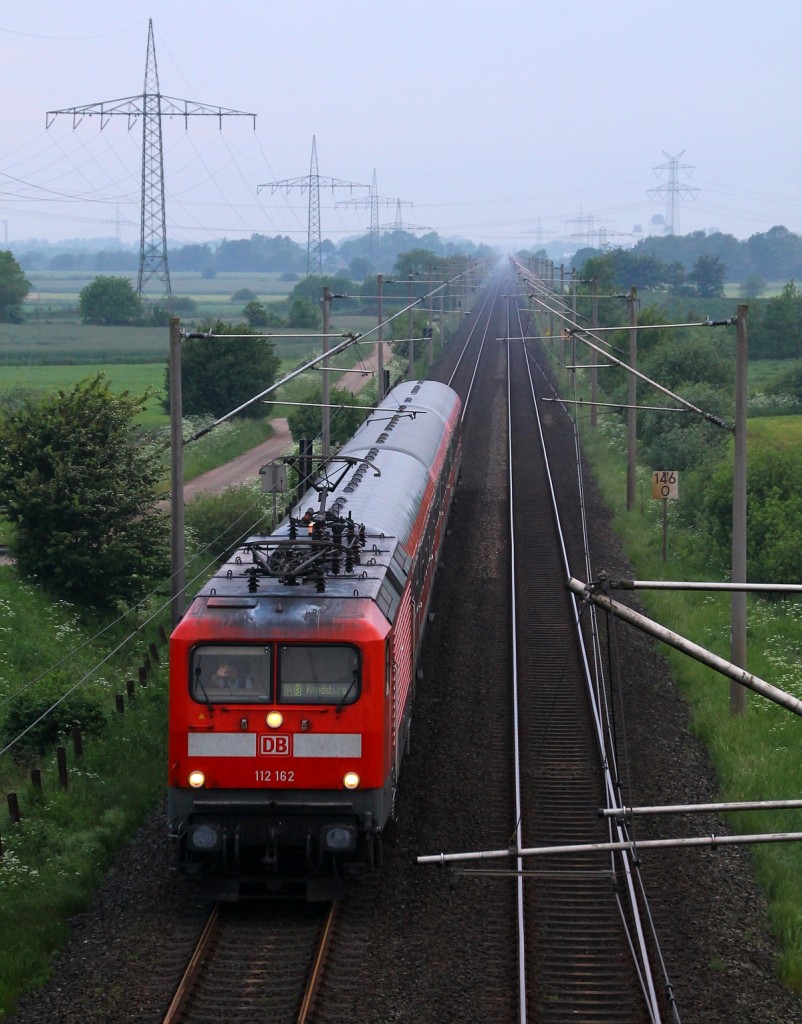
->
xmin=259 ymin=734 xmax=290 ymax=756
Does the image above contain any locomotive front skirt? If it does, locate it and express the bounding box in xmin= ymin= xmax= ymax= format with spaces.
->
xmin=168 ymin=380 xmax=462 ymax=899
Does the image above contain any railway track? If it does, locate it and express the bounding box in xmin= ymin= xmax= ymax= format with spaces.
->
xmin=420 ymin=273 xmax=676 ymax=1021
xmin=162 ymin=901 xmax=338 ymax=1023
xmin=508 ymin=298 xmax=660 ymax=1021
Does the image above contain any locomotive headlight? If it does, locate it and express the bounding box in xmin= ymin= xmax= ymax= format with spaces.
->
xmin=266 ymin=711 xmax=284 ymax=729
xmin=188 ymin=770 xmax=206 ymax=789
xmin=343 ymin=771 xmax=360 ymax=790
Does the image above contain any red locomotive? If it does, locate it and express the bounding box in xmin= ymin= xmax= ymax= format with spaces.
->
xmin=168 ymin=380 xmax=462 ymax=899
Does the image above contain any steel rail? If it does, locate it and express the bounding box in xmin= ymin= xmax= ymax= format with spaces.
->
xmin=506 ymin=291 xmax=528 ymax=1024
xmin=162 ymin=903 xmax=221 ymax=1024
xmin=297 ymin=901 xmax=339 ymax=1024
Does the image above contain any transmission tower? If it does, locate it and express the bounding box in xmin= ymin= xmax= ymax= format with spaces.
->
xmin=337 ymin=170 xmax=398 ymax=263
xmin=566 ymin=212 xmax=612 ymax=247
xmin=259 ymin=136 xmax=368 ymax=276
xmin=46 ymin=19 xmax=256 ymax=308
xmin=388 ymin=198 xmax=430 ymax=234
xmin=647 ymin=150 xmax=699 ymax=235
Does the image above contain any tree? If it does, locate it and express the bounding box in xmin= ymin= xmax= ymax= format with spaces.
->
xmin=287 ymin=387 xmax=367 ymax=448
xmin=740 ymin=273 xmax=767 ymax=297
xmin=754 ymin=281 xmax=802 ymax=359
xmin=243 ymin=300 xmax=269 ymax=327
xmin=287 ymin=296 xmax=322 ymax=329
xmin=689 ymin=254 xmax=726 ymax=298
xmin=0 ymin=250 xmax=31 ymax=322
xmin=348 ymin=256 xmax=372 ymax=280
xmin=0 ymin=374 xmax=169 ymax=608
xmin=165 ymin=321 xmax=280 ymax=419
xmin=79 ymin=275 xmax=143 ymax=325
xmin=231 ymin=288 xmax=258 ymax=303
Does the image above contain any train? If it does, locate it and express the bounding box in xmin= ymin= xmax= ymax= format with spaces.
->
xmin=167 ymin=380 xmax=462 ymax=899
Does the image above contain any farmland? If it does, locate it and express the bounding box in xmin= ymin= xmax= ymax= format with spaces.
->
xmin=23 ymin=270 xmax=297 ymax=323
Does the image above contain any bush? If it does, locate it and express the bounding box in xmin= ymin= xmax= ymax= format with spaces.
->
xmin=0 ymin=374 xmax=169 ymax=608
xmin=2 ymin=672 xmax=107 ymax=763
xmin=185 ymin=483 xmax=274 ymax=563
xmin=287 ymin=387 xmax=368 ymax=448
xmin=704 ymin=446 xmax=802 ymax=583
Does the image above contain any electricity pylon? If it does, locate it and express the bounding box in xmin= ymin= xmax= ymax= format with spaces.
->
xmin=337 ymin=170 xmax=398 ymax=264
xmin=259 ymin=136 xmax=368 ymax=276
xmin=387 ymin=198 xmax=429 ymax=234
xmin=648 ymin=150 xmax=699 ymax=236
xmin=46 ymin=19 xmax=256 ymax=308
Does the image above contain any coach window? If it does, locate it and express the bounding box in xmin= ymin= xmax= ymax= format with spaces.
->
xmin=191 ymin=644 xmax=273 ymax=703
xmin=278 ymin=644 xmax=360 ymax=705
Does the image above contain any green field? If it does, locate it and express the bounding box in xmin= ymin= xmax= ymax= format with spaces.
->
xmin=747 ymin=415 xmax=802 ymax=450
xmin=23 ymin=270 xmax=299 ymax=323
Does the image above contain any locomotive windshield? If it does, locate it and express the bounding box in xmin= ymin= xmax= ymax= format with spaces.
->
xmin=191 ymin=645 xmax=272 ymax=703
xmin=189 ymin=644 xmax=360 ymax=706
xmin=278 ymin=645 xmax=360 ymax=705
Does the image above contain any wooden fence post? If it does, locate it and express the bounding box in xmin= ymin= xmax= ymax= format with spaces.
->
xmin=57 ymin=747 xmax=69 ymax=790
xmin=7 ymin=792 xmax=21 ymax=824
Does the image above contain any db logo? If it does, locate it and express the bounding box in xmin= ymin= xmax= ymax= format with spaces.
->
xmin=259 ymin=734 xmax=290 ymax=756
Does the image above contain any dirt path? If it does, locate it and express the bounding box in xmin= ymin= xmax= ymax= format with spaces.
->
xmin=183 ymin=418 xmax=293 ymax=500
xmin=184 ymin=348 xmax=381 ymax=500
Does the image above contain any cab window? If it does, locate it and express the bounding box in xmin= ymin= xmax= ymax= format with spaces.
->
xmin=278 ymin=645 xmax=360 ymax=705
xmin=191 ymin=644 xmax=273 ymax=703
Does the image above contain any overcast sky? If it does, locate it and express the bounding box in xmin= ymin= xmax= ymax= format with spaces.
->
xmin=1 ymin=1 xmax=800 ymax=252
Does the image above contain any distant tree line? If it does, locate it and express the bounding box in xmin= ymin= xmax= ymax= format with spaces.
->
xmin=14 ymin=230 xmax=497 ymax=279
xmin=567 ymin=245 xmax=802 ymax=362
xmin=569 ymin=224 xmax=802 ymax=289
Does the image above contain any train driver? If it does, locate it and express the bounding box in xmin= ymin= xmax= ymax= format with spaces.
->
xmin=211 ymin=662 xmax=254 ymax=691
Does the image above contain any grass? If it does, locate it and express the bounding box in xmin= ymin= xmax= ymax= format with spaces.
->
xmin=747 ymin=416 xmax=802 ymax=451
xmin=0 ymin=703 xmax=168 ymax=1014
xmin=749 ymin=359 xmax=799 ymax=393
xmin=0 ymin=681 xmax=167 ymax=983
xmin=0 ymin=569 xmax=171 ymax=1016
xmin=17 ymin=269 xmax=359 ymax=326
xmin=0 ymin=324 xmax=168 ymax=365
xmin=581 ymin=417 xmax=802 ymax=992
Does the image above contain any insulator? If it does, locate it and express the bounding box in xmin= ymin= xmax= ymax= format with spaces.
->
xmin=359 ymin=524 xmax=366 ymax=547
xmin=316 ymin=571 xmax=326 ymax=593
xmin=289 ymin=518 xmax=298 ymax=540
xmin=345 ymin=553 xmax=354 ymax=573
